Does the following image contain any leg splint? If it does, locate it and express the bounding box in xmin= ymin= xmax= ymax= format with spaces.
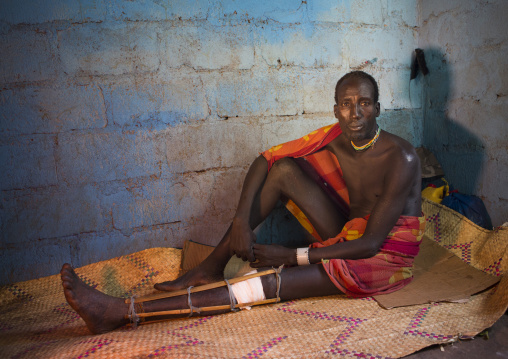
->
xmin=126 ymin=266 xmax=283 ymax=323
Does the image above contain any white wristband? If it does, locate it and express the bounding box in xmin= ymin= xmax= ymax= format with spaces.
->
xmin=296 ymin=247 xmax=310 ymax=266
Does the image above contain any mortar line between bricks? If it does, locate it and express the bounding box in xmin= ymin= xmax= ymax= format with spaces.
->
xmin=3 ymin=221 xmax=185 ymax=245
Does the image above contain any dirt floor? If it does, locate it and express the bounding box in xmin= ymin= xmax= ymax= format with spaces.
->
xmin=406 ymin=312 xmax=508 ymax=358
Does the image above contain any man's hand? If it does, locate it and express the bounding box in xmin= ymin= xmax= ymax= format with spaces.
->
xmin=230 ymin=217 xmax=256 ymax=262
xmin=250 ymin=244 xmax=297 ymax=268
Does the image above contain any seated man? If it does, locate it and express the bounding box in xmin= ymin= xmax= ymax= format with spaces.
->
xmin=60 ymin=71 xmax=424 ymax=334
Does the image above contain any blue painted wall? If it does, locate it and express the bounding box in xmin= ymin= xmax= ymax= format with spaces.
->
xmin=0 ymin=0 xmax=422 ymax=285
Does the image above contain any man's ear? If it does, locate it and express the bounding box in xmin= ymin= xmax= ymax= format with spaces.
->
xmin=333 ymin=104 xmax=339 ymax=118
xmin=375 ymin=102 xmax=380 ymax=117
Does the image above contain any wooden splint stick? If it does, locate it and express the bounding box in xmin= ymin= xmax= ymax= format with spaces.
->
xmin=125 ymin=268 xmax=277 ymax=304
xmin=134 ymin=298 xmax=279 ymax=318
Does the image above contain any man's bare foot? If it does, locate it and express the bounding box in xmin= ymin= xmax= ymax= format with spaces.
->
xmin=154 ymin=264 xmax=223 ymax=291
xmin=61 ymin=263 xmax=129 ymax=334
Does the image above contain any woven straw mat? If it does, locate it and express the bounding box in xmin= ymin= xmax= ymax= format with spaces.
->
xmin=0 ymin=198 xmax=507 ymax=358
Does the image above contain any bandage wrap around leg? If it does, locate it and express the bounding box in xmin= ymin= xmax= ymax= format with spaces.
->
xmin=230 ymin=271 xmax=266 ymax=309
xmin=125 ymin=267 xmax=283 ymax=323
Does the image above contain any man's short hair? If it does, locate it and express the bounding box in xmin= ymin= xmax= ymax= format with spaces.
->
xmin=334 ymin=71 xmax=379 ymax=104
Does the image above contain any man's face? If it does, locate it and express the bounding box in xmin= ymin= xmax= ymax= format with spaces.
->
xmin=334 ymin=78 xmax=380 ymax=143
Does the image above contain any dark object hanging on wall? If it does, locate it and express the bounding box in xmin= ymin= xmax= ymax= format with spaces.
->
xmin=410 ymin=48 xmax=429 ymax=80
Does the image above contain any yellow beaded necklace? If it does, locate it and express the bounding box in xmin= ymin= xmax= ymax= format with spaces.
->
xmin=351 ymin=126 xmax=381 ymax=151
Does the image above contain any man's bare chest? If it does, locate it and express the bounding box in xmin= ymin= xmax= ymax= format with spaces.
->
xmin=339 ymin=156 xmax=387 ymax=199
xmin=325 ymin=141 xmax=388 ymax=198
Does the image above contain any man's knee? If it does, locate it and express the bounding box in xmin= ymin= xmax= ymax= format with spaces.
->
xmin=269 ymin=158 xmax=301 ymax=180
xmin=267 ymin=158 xmax=307 ymax=193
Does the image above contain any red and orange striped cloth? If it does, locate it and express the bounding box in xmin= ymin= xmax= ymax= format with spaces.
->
xmin=261 ymin=123 xmax=425 ymax=297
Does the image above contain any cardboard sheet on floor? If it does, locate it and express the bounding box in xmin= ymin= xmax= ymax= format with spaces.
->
xmin=374 ymin=235 xmax=500 ymax=309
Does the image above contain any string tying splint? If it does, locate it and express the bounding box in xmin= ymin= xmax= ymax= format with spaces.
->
xmin=127 ymin=296 xmax=146 ymax=327
xmin=187 ymin=286 xmax=202 ymax=317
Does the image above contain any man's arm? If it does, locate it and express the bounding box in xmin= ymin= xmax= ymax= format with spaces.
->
xmin=250 ymin=147 xmax=420 ymax=268
xmin=308 ymin=148 xmax=420 ymax=262
xmin=230 ymin=155 xmax=269 ymax=262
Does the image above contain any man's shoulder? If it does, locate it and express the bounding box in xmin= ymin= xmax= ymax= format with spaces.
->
xmin=380 ymin=131 xmax=420 ymax=169
xmin=381 ymin=131 xmax=417 ymax=156
xmin=261 ymin=123 xmax=342 ymax=166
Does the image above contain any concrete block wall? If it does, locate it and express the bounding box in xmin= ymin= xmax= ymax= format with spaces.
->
xmin=0 ymin=0 xmax=421 ymax=285
xmin=418 ymin=0 xmax=508 ymax=226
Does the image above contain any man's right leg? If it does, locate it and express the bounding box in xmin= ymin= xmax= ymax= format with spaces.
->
xmin=155 ymin=157 xmax=347 ymax=291
xmin=61 ymin=259 xmax=341 ymax=334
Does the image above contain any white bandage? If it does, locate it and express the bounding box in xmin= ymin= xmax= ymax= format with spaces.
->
xmin=231 ymin=270 xmax=266 ymax=310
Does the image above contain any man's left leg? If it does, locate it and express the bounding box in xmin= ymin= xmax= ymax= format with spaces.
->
xmin=154 ymin=157 xmax=347 ymax=292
